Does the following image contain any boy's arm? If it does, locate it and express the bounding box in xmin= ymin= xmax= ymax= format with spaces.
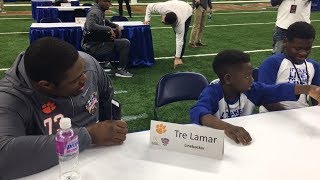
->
xmin=295 ymin=85 xmax=320 ymax=101
xmin=258 ymin=57 xmax=286 ymax=111
xmin=201 ymin=114 xmax=252 ymax=145
xmin=190 ymin=86 xmax=251 ymax=145
xmin=310 ymin=61 xmax=320 ymax=105
xmin=263 ymin=103 xmax=286 ymax=111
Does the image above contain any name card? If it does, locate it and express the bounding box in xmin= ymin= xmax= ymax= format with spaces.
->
xmin=150 ymin=120 xmax=224 ymax=159
xmin=61 ymin=3 xmax=71 ymax=7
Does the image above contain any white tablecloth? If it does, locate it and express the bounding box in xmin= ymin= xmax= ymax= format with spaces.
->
xmin=21 ymin=107 xmax=320 ymax=180
xmin=37 ymin=6 xmax=91 ymax=11
xmin=30 ymin=22 xmax=83 ymax=28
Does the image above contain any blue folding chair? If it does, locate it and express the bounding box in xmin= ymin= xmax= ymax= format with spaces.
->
xmin=154 ymin=72 xmax=209 ymax=120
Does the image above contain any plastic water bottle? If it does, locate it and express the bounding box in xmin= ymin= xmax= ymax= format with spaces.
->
xmin=56 ymin=118 xmax=80 ymax=180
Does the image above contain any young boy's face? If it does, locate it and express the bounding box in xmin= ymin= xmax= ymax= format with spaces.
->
xmin=285 ymin=38 xmax=313 ymax=64
xmin=228 ymin=62 xmax=254 ymax=92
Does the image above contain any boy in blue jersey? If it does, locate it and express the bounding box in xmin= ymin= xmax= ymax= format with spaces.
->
xmin=190 ymin=49 xmax=320 ymax=145
xmin=259 ymin=22 xmax=319 ymax=112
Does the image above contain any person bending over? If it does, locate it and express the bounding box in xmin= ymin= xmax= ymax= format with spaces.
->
xmin=144 ymin=0 xmax=193 ymax=69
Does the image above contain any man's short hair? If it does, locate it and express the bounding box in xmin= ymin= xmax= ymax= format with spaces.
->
xmin=286 ymin=21 xmax=315 ymax=42
xmin=212 ymin=49 xmax=250 ymax=79
xmin=164 ymin=12 xmax=177 ymax=25
xmin=24 ymin=37 xmax=79 ymax=86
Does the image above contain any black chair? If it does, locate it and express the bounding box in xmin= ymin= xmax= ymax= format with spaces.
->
xmin=110 ymin=15 xmax=129 ymax=22
xmin=82 ymin=3 xmax=93 ymax=6
xmin=252 ymin=68 xmax=259 ymax=82
xmin=40 ymin=17 xmax=62 ymax=23
xmin=154 ymin=72 xmax=209 ymax=120
xmin=74 ymin=8 xmax=87 ymax=17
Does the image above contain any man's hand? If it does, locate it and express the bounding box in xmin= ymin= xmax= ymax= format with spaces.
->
xmin=116 ymin=26 xmax=122 ymax=38
xmin=207 ymin=8 xmax=213 ymax=14
xmin=109 ymin=29 xmax=116 ymax=40
xmin=86 ymin=120 xmax=128 ymax=146
xmin=174 ymin=57 xmax=183 ymax=69
xmin=143 ymin=21 xmax=150 ymax=25
xmin=224 ymin=124 xmax=252 ymax=145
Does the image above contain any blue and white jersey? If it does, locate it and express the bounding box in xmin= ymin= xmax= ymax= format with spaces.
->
xmin=190 ymin=82 xmax=297 ymax=124
xmin=258 ymin=53 xmax=320 ymax=110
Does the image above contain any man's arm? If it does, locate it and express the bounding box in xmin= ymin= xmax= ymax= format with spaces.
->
xmin=175 ymin=27 xmax=185 ymax=58
xmin=93 ymin=53 xmax=114 ymax=121
xmin=86 ymin=11 xmax=111 ymax=32
xmin=0 ymin=75 xmax=93 ymax=179
xmin=271 ymin=0 xmax=283 ymax=6
xmin=144 ymin=3 xmax=156 ymax=24
xmin=84 ymin=54 xmax=128 ymax=146
xmin=0 ymin=104 xmax=91 ymax=179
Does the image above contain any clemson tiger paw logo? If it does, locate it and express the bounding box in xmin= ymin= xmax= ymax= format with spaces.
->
xmin=156 ymin=123 xmax=167 ymax=134
xmin=42 ymin=101 xmax=56 ymax=114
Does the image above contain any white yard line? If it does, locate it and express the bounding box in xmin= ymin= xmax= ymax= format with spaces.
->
xmin=151 ymin=19 xmax=320 ymax=30
xmin=0 ymin=10 xmax=278 ymax=20
xmin=122 ymin=113 xmax=148 ymax=121
xmin=2 ymin=20 xmax=320 ymax=35
xmin=4 ymin=1 xmax=270 ymax=7
xmin=0 ymin=17 xmax=32 ymax=20
xmin=0 ymin=32 xmax=29 ymax=35
xmin=155 ymin=46 xmax=320 ymax=60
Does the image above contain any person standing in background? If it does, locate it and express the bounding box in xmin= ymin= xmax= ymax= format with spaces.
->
xmin=189 ymin=0 xmax=213 ymax=48
xmin=144 ymin=0 xmax=193 ymax=69
xmin=118 ymin=0 xmax=132 ymax=18
xmin=271 ymin=0 xmax=312 ymax=54
xmin=0 ymin=0 xmax=6 ymax=13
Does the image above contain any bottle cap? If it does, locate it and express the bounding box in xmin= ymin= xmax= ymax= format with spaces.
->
xmin=59 ymin=118 xmax=72 ymax=129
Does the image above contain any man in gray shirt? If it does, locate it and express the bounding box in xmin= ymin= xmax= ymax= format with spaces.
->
xmin=82 ymin=0 xmax=133 ymax=77
xmin=0 ymin=37 xmax=128 ymax=179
